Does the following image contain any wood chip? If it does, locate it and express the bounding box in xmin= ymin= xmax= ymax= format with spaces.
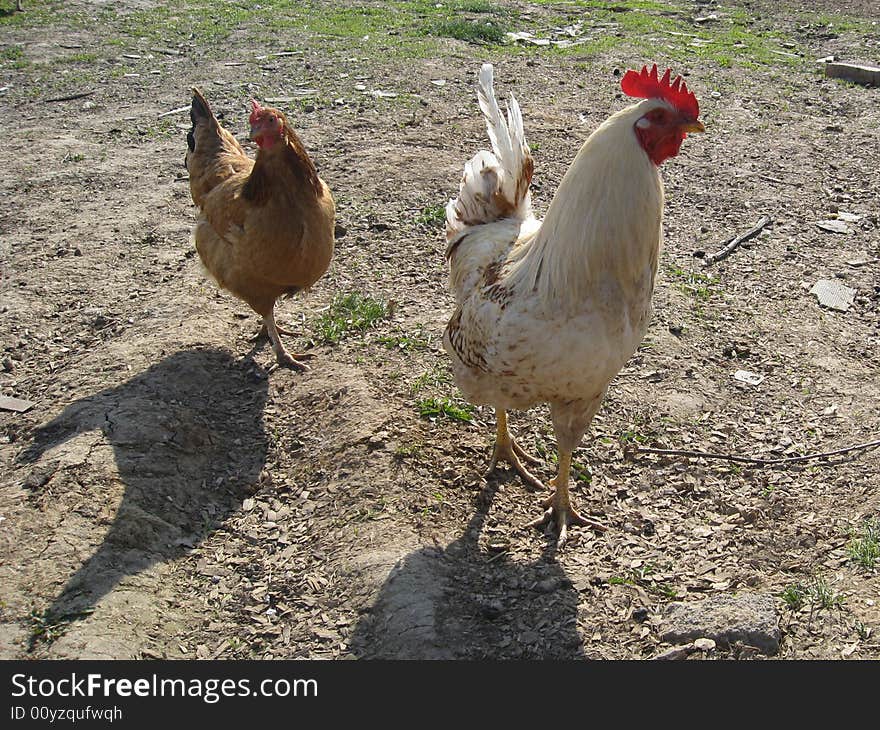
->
xmin=734 ymin=370 xmax=765 ymax=386
xmin=810 ymin=279 xmax=856 ymax=312
xmin=0 ymin=395 xmax=35 ymax=413
xmin=816 ymin=220 xmax=850 ymax=234
xmin=157 ymin=105 xmax=189 ymax=118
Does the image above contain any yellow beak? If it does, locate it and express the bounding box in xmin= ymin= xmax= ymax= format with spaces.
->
xmin=681 ymin=120 xmax=706 ymax=134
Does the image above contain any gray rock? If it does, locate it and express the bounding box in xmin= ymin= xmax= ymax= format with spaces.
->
xmin=659 ymin=593 xmax=780 ymax=655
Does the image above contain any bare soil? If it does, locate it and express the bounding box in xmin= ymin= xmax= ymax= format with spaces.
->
xmin=1 ymin=0 xmax=879 ymax=660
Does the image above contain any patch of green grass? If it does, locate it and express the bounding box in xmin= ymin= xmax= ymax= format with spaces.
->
xmin=415 ymin=204 xmax=447 ymax=228
xmin=313 ymin=292 xmax=387 ymax=345
xmin=808 ymin=574 xmax=844 ymax=611
xmin=667 ymin=266 xmax=720 ymax=301
xmin=782 ymin=583 xmax=807 ymax=611
xmin=798 ymin=10 xmax=875 ymax=36
xmin=55 ymin=51 xmax=100 ymax=64
xmin=619 ymin=428 xmax=649 ymax=445
xmin=28 ymin=606 xmax=94 ymax=649
xmin=409 ymin=363 xmax=453 ymax=395
xmin=417 ymin=396 xmax=474 ymax=422
xmin=571 ymin=457 xmax=592 ymax=485
xmin=430 ymin=17 xmax=508 ymax=44
xmin=452 ymin=0 xmax=508 ymax=13
xmin=1 ymin=45 xmax=28 ymax=68
xmin=377 ymin=324 xmax=432 ymax=352
xmin=530 ymin=0 xmax=810 ymax=68
xmin=394 ymin=439 xmax=424 ymax=460
xmin=847 ymin=518 xmax=880 ymax=570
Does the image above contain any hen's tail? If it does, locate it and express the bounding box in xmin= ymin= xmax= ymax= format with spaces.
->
xmin=445 ymin=64 xmax=534 ymax=248
xmin=186 ymin=88 xmax=250 ymax=207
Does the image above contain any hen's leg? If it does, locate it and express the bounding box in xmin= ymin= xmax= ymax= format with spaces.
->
xmin=528 ymin=450 xmax=607 ymax=548
xmin=484 ymin=409 xmax=544 ymax=491
xmin=264 ymin=308 xmax=312 ymax=371
xmin=251 ymin=321 xmax=296 ymax=341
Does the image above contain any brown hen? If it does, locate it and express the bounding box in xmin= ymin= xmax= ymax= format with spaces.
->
xmin=186 ymin=89 xmax=335 ymax=369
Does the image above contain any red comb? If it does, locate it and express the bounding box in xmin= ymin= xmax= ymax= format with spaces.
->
xmin=621 ymin=64 xmax=699 ymax=121
xmin=248 ymin=99 xmax=263 ymax=126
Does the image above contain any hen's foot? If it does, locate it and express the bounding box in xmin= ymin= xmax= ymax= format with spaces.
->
xmin=528 ymin=481 xmax=607 ymax=548
xmin=275 ymin=350 xmax=313 ymax=371
xmin=251 ymin=322 xmax=295 ymax=341
xmin=485 ymin=438 xmax=544 ymax=491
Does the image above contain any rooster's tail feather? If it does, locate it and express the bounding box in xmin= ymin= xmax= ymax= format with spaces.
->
xmin=445 ymin=64 xmax=534 ymax=247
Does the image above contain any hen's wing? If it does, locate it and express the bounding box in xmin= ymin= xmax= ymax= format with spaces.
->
xmin=445 ymin=64 xmax=534 ymax=250
xmin=186 ymin=88 xmax=252 ymax=208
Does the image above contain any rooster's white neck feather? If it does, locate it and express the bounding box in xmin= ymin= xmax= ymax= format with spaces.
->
xmin=505 ymin=98 xmax=668 ymax=315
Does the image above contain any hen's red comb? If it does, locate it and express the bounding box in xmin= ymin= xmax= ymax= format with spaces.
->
xmin=248 ymin=99 xmax=263 ymax=126
xmin=621 ymin=64 xmax=699 ymax=121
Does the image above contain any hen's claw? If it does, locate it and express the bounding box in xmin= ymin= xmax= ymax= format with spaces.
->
xmin=275 ymin=350 xmax=312 ymax=371
xmin=251 ymin=322 xmax=296 ymax=341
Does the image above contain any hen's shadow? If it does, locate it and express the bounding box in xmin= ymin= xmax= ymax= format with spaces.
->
xmin=16 ymin=348 xmax=268 ymax=647
xmin=350 ymin=480 xmax=586 ymax=659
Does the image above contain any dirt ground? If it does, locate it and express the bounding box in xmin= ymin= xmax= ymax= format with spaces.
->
xmin=1 ymin=0 xmax=879 ymax=660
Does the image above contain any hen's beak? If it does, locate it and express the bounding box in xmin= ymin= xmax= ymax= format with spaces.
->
xmin=681 ymin=120 xmax=706 ymax=134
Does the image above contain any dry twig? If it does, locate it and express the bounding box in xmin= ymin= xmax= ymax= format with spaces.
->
xmin=703 ymin=215 xmax=772 ymax=266
xmin=634 ymin=438 xmax=880 ymax=467
xmin=44 ymin=91 xmax=95 ymax=103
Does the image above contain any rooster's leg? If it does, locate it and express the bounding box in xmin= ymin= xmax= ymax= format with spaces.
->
xmin=264 ymin=308 xmax=312 ymax=371
xmin=528 ymin=450 xmax=607 ymax=548
xmin=484 ymin=409 xmax=544 ymax=491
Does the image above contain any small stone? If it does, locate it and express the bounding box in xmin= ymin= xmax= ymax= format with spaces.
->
xmin=535 ymin=578 xmax=560 ymax=594
xmin=693 ymin=637 xmax=716 ymax=652
xmin=632 ymin=606 xmax=650 ymax=623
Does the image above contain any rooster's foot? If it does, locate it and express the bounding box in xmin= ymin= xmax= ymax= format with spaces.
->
xmin=527 ymin=484 xmax=607 ymax=548
xmin=511 ymin=439 xmax=541 ymax=466
xmin=485 ymin=438 xmax=544 ymax=491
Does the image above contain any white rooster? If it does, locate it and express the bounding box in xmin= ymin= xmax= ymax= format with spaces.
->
xmin=443 ymin=64 xmax=704 ymax=547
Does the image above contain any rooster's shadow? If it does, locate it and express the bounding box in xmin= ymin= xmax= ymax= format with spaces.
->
xmin=349 ymin=479 xmax=587 ymax=659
